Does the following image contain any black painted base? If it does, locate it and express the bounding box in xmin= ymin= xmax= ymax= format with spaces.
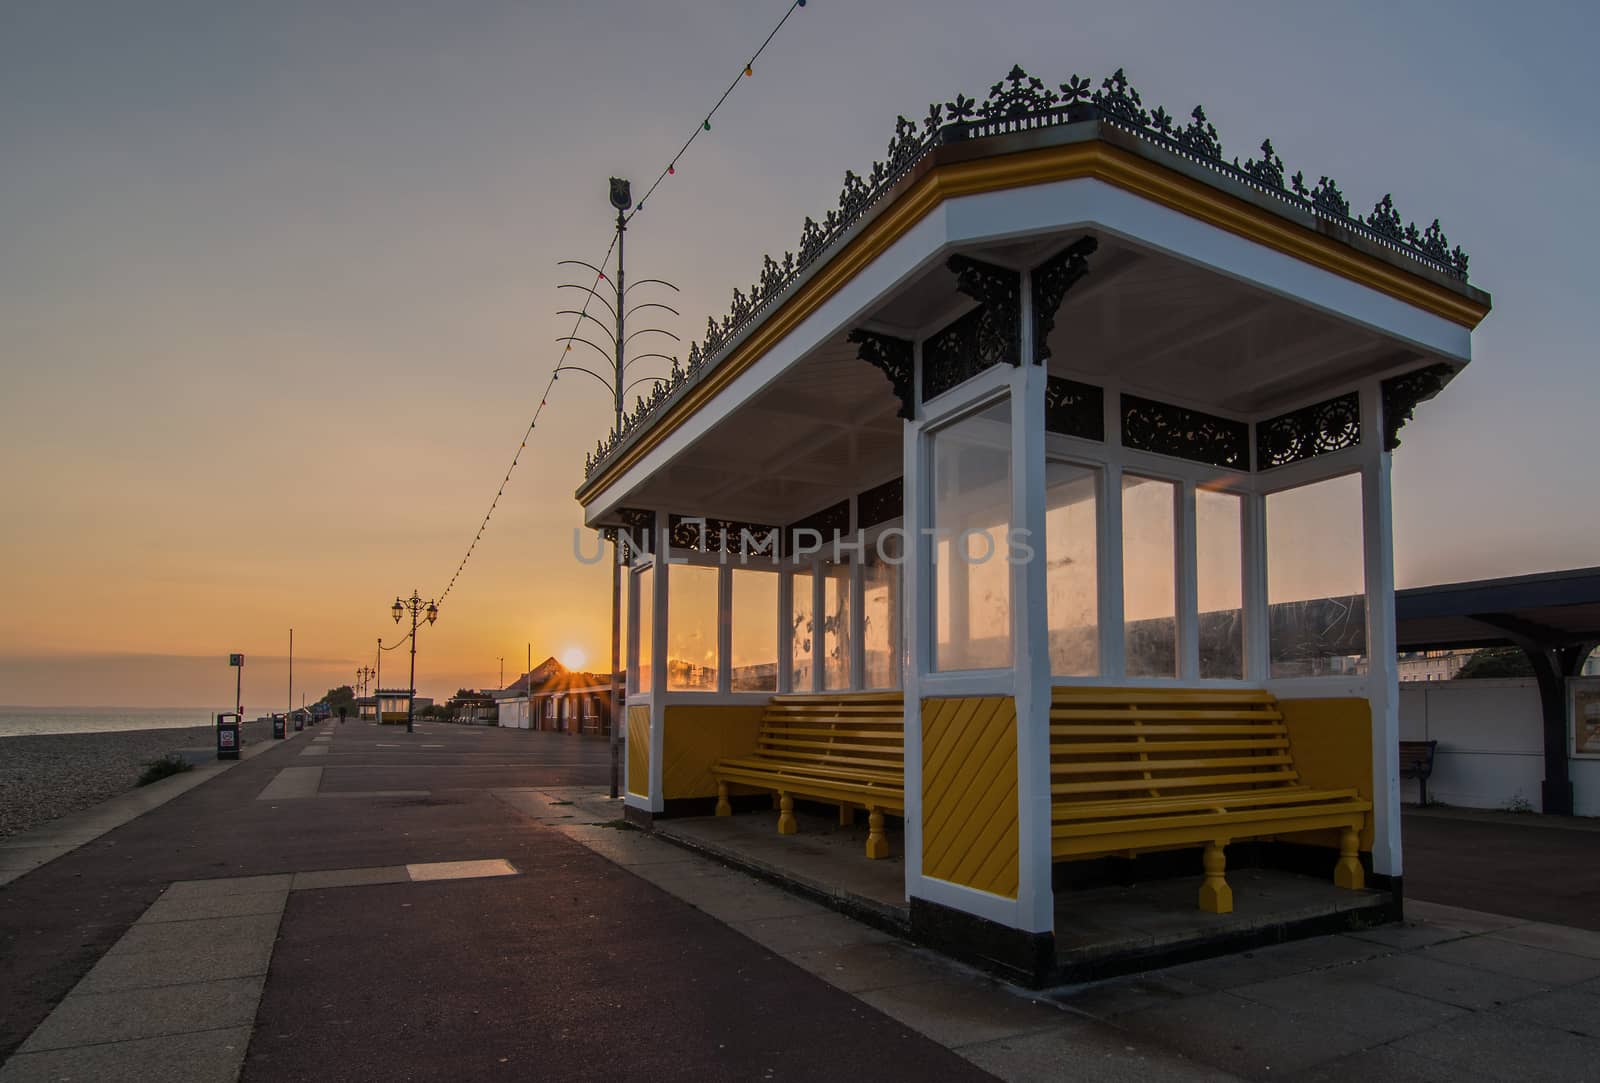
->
xmin=909 ymin=897 xmax=1057 ymax=986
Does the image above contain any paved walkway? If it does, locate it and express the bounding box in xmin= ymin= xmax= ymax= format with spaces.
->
xmin=2 ymin=721 xmax=1598 ymax=1081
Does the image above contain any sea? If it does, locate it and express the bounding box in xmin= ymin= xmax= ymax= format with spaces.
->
xmin=0 ymin=706 xmax=262 ymax=738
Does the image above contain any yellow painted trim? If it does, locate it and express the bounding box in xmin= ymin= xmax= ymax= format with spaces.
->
xmin=922 ymin=696 xmax=1019 ymax=899
xmin=626 ymin=705 xmax=651 ymax=799
xmin=580 ymin=140 xmax=1489 ymax=506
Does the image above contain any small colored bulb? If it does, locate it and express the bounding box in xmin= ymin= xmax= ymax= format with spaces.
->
xmin=744 ymin=65 xmax=753 ymax=77
xmin=703 ymin=119 xmax=711 ymax=131
xmin=667 ymin=164 xmax=674 ymax=175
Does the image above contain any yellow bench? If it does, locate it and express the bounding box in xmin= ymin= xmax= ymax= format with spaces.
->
xmin=1050 ymin=687 xmax=1372 ymax=913
xmin=712 ymin=692 xmax=904 ymax=859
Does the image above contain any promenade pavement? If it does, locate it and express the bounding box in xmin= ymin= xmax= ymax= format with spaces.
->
xmin=0 ymin=720 xmax=1596 ymax=1082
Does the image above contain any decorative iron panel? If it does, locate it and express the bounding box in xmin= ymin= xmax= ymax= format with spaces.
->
xmin=785 ymin=499 xmax=850 ymax=557
xmin=857 ymin=476 xmax=904 ymax=529
xmin=587 ymin=64 xmax=1472 ymax=481
xmin=1045 ymin=377 xmax=1105 ymax=440
xmin=922 ymin=256 xmax=1021 ymax=403
xmin=1380 ymin=363 xmax=1453 ymax=451
xmin=1121 ymin=394 xmax=1248 ymax=468
xmin=847 ymin=329 xmax=915 ymax=420
xmin=1255 ymin=392 xmax=1362 ymax=468
xmin=668 ymin=514 xmax=780 ymax=557
xmin=1032 ymin=237 xmax=1098 ymax=364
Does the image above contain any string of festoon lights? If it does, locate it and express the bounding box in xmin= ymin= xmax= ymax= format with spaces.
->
xmin=428 ymin=0 xmax=809 ymax=612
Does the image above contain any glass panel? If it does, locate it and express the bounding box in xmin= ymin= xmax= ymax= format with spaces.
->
xmin=1046 ymin=461 xmax=1099 ymax=677
xmin=731 ymin=568 xmax=779 ymax=692
xmin=635 ymin=566 xmax=652 ymax=694
xmin=933 ymin=400 xmax=1012 ymax=671
xmin=789 ymin=568 xmax=814 ymax=692
xmin=1196 ymin=488 xmax=1244 ymax=679
xmin=1266 ymin=473 xmax=1367 ymax=678
xmin=667 ymin=564 xmax=719 ymax=690
xmin=862 ymin=546 xmax=900 ymax=689
xmin=823 ymin=561 xmax=852 ymax=690
xmin=1122 ymin=475 xmax=1177 ymax=678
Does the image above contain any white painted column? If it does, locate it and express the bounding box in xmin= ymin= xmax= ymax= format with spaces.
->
xmin=1360 ymin=383 xmax=1402 ymax=877
xmin=1242 ymin=490 xmax=1270 ymax=683
xmin=649 ymin=519 xmax=671 ymax=812
xmin=900 ymin=344 xmax=927 ymax=905
xmin=1012 ymin=351 xmax=1055 ymax=934
xmin=1177 ymin=480 xmax=1200 ymax=682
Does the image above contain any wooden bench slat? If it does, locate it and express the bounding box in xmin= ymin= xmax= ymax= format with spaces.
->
xmin=1052 ymin=768 xmax=1300 ymax=796
xmin=1053 ymin=688 xmax=1277 ymax=704
xmin=1051 ymin=723 xmax=1287 ymax=738
xmin=1053 ymin=738 xmax=1289 ymax=755
xmin=1050 ymin=708 xmax=1283 ymax=721
xmin=1054 ymin=787 xmax=1362 ymax=820
xmin=1050 ymin=754 xmax=1294 ymax=776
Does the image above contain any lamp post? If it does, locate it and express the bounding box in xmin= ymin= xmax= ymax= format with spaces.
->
xmin=392 ymin=592 xmax=439 ymax=734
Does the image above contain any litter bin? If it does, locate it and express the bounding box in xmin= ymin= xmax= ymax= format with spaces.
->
xmin=294 ymin=714 xmax=304 ymax=732
xmin=273 ymin=715 xmax=286 ymax=740
xmin=217 ymin=712 xmax=241 ymax=760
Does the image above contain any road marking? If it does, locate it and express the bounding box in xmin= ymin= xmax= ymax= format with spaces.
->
xmin=406 ymin=859 xmax=517 ymax=881
xmin=256 ymin=767 xmax=322 ymax=800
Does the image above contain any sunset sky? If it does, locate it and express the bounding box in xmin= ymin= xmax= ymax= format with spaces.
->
xmin=3 ymin=1 xmax=1596 ymax=708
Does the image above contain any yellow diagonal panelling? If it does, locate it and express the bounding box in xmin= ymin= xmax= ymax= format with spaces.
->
xmin=626 ymin=706 xmax=651 ymax=799
xmin=921 ymin=696 xmax=1019 ymax=899
xmin=922 ymin=700 xmax=1015 ymax=872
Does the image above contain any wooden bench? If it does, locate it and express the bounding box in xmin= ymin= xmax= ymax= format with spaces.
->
xmin=1399 ymin=739 xmax=1438 ymax=807
xmin=712 ymin=692 xmax=904 ymax=859
xmin=1050 ymin=688 xmax=1372 ymax=913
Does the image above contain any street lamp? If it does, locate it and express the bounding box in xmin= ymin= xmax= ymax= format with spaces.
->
xmin=391 ymin=590 xmax=439 ymax=734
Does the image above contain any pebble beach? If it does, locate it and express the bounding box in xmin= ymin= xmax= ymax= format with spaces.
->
xmin=0 ymin=719 xmax=275 ymax=838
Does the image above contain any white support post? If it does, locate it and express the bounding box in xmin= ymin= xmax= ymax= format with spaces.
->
xmin=1012 ymin=296 xmax=1055 ymax=933
xmin=778 ymin=564 xmax=793 ymax=693
xmin=1177 ymin=480 xmax=1200 ymax=682
xmin=811 ymin=559 xmax=825 ymax=692
xmin=901 ymin=343 xmax=927 ymax=906
xmin=1242 ymin=490 xmax=1270 ymax=683
xmin=1359 ymin=382 xmax=1402 ymax=878
xmin=649 ymin=519 xmax=670 ymax=812
xmin=716 ymin=565 xmax=732 ymax=695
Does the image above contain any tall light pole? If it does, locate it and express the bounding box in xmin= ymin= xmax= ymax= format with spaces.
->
xmin=392 ymin=592 xmax=438 ymax=734
xmin=498 ymin=656 xmax=505 ymax=691
xmin=376 ymin=640 xmax=382 ymax=723
xmin=556 ymin=179 xmax=678 ymax=798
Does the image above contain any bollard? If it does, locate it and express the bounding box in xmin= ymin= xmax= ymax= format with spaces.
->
xmin=217 ymin=712 xmax=241 ymax=760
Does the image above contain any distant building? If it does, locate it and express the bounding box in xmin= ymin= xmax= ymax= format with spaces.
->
xmin=1397 ymin=649 xmax=1472 ymax=682
xmin=496 ymin=657 xmax=616 ymax=736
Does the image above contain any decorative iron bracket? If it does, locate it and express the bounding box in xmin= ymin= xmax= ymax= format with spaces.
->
xmin=948 ymin=255 xmax=1022 ymax=367
xmin=1380 ymin=363 xmax=1454 ymax=451
xmin=847 ymin=329 xmax=916 ymax=420
xmin=1032 ymin=236 xmax=1098 ymax=363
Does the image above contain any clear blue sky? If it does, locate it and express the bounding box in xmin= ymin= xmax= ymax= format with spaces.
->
xmin=1 ymin=0 xmax=1595 ymax=704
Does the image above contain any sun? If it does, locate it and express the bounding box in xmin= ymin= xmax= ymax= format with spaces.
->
xmin=559 ymin=645 xmax=588 ymax=671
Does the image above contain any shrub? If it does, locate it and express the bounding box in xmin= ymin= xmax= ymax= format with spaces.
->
xmin=137 ymin=753 xmax=194 ymax=787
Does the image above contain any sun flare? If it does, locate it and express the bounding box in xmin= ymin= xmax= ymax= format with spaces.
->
xmin=559 ymin=646 xmax=587 ymax=671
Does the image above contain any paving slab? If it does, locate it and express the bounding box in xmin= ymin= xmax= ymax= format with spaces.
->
xmin=1499 ymin=985 xmax=1600 ymax=1038
xmin=1160 ymin=934 xmax=1384 ymax=991
xmin=139 ymin=889 xmax=288 ymax=924
xmin=1227 ymin=968 xmax=1466 ymax=1043
xmin=1344 ymin=917 xmax=1467 ymax=951
xmin=255 ymin=766 xmax=322 ymax=800
xmin=1422 ymin=933 xmax=1600 ymax=986
xmin=406 ymin=858 xmax=517 ymax=881
xmin=855 ymin=978 xmax=1064 ymax=1048
xmin=1404 ymin=899 xmax=1528 ymax=934
xmin=1277 ymin=1042 xmax=1497 ymax=1083
xmin=1488 ymin=920 xmax=1600 ymax=960
xmin=1047 ymin=972 xmax=1211 ymax=1020
xmin=163 ymin=874 xmax=294 ymax=901
xmin=730 ymin=910 xmax=894 ymax=955
xmin=110 ymin=913 xmax=282 ymax=956
xmin=784 ymin=939 xmax=960 ymax=994
xmin=959 ymin=1018 xmax=1241 ymax=1082
xmin=19 ymin=977 xmax=261 ymax=1052
xmin=77 ymin=941 xmax=276 ymax=994
xmin=1391 ymin=1009 xmax=1600 ymax=1083
xmin=0 ymin=1025 xmax=253 ymax=1083
xmin=1334 ymin=950 xmax=1549 ymax=1010
xmin=1116 ymin=990 xmax=1376 ymax=1078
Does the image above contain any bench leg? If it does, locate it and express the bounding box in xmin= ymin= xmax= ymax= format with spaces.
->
xmin=1334 ymin=828 xmax=1365 ymax=890
xmin=715 ymin=781 xmax=732 ymax=817
xmin=839 ymin=803 xmax=855 ymax=827
xmin=1198 ymin=841 xmax=1233 ymax=914
xmin=777 ymin=793 xmax=798 ymax=835
xmin=865 ymin=807 xmax=888 ymax=859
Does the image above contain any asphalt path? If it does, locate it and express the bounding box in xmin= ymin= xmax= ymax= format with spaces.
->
xmin=1 ymin=722 xmax=990 ymax=1081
